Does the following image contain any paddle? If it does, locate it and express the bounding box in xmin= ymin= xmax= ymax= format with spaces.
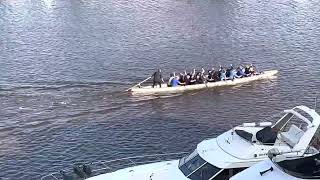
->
xmin=125 ymin=76 xmax=152 ymax=92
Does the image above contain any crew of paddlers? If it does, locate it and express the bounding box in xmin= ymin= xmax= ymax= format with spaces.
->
xmin=152 ymin=64 xmax=258 ymax=88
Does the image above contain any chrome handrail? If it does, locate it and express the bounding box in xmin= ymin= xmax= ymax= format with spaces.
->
xmin=41 ymin=152 xmax=189 ymax=180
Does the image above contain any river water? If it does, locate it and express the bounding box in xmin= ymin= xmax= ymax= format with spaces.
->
xmin=1 ymin=0 xmax=320 ymax=179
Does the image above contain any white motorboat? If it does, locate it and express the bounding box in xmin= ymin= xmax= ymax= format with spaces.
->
xmin=42 ymin=105 xmax=320 ymax=180
xmin=230 ymin=150 xmax=320 ymax=180
xmin=129 ymin=70 xmax=278 ymax=95
xmin=230 ymin=105 xmax=320 ymax=180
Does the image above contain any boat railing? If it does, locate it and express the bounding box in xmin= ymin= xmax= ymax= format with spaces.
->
xmin=41 ymin=151 xmax=188 ymax=180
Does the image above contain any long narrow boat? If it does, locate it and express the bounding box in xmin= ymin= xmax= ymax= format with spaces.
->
xmin=129 ymin=70 xmax=278 ymax=95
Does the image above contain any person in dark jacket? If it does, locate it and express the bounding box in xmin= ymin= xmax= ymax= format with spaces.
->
xmin=207 ymin=68 xmax=216 ymax=82
xmin=184 ymin=74 xmax=191 ymax=85
xmin=212 ymin=70 xmax=220 ymax=82
xmin=152 ymin=69 xmax=164 ymax=88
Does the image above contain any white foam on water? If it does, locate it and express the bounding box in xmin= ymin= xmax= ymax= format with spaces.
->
xmin=42 ymin=0 xmax=55 ymax=9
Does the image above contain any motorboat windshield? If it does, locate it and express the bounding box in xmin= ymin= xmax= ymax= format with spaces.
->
xmin=274 ymin=153 xmax=320 ymax=179
xmin=178 ymin=150 xmax=223 ymax=180
xmin=178 ymin=149 xmax=199 ymax=167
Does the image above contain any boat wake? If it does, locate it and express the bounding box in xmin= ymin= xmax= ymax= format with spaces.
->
xmin=0 ymin=80 xmax=129 ymax=91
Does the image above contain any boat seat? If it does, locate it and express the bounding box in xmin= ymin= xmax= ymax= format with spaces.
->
xmin=235 ymin=129 xmax=253 ymax=143
xmin=280 ymin=124 xmax=304 ymax=147
xmin=256 ymin=126 xmax=277 ymax=145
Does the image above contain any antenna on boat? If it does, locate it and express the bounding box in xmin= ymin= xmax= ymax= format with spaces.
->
xmin=315 ymin=96 xmax=319 ymax=111
xmin=230 ymin=124 xmax=235 ymax=141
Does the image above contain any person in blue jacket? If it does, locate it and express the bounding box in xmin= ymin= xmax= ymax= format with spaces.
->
xmin=171 ymin=76 xmax=185 ymax=87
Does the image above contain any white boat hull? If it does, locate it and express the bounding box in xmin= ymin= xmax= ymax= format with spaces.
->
xmin=87 ymin=160 xmax=187 ymax=180
xmin=130 ymin=70 xmax=278 ymax=95
xmin=230 ymin=159 xmax=301 ymax=180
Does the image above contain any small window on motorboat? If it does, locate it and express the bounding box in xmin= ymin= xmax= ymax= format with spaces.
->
xmin=231 ymin=168 xmax=247 ymax=176
xmin=179 ymin=150 xmax=201 ymax=169
xmin=188 ymin=162 xmax=222 ymax=180
xmin=179 ymin=151 xmax=222 ymax=179
xmin=275 ymin=153 xmax=320 ymax=179
xmin=189 ymin=168 xmax=246 ymax=180
xmin=179 ymin=150 xmax=206 ymax=176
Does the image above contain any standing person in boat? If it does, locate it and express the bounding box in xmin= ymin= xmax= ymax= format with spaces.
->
xmin=152 ymin=69 xmax=164 ymax=88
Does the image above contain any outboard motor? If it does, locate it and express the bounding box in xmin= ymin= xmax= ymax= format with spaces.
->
xmin=60 ymin=170 xmax=75 ymax=180
xmin=73 ymin=165 xmax=86 ymax=178
xmin=83 ymin=164 xmax=92 ymax=177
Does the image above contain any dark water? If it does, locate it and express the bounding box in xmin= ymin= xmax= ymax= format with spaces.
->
xmin=1 ymin=0 xmax=320 ymax=179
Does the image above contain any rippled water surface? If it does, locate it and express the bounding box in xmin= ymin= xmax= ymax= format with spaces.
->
xmin=1 ymin=0 xmax=320 ymax=179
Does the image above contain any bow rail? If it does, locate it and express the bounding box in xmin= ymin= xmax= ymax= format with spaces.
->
xmin=41 ymin=152 xmax=188 ymax=180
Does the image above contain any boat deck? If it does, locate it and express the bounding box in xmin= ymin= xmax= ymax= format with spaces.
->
xmin=41 ymin=152 xmax=187 ymax=180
